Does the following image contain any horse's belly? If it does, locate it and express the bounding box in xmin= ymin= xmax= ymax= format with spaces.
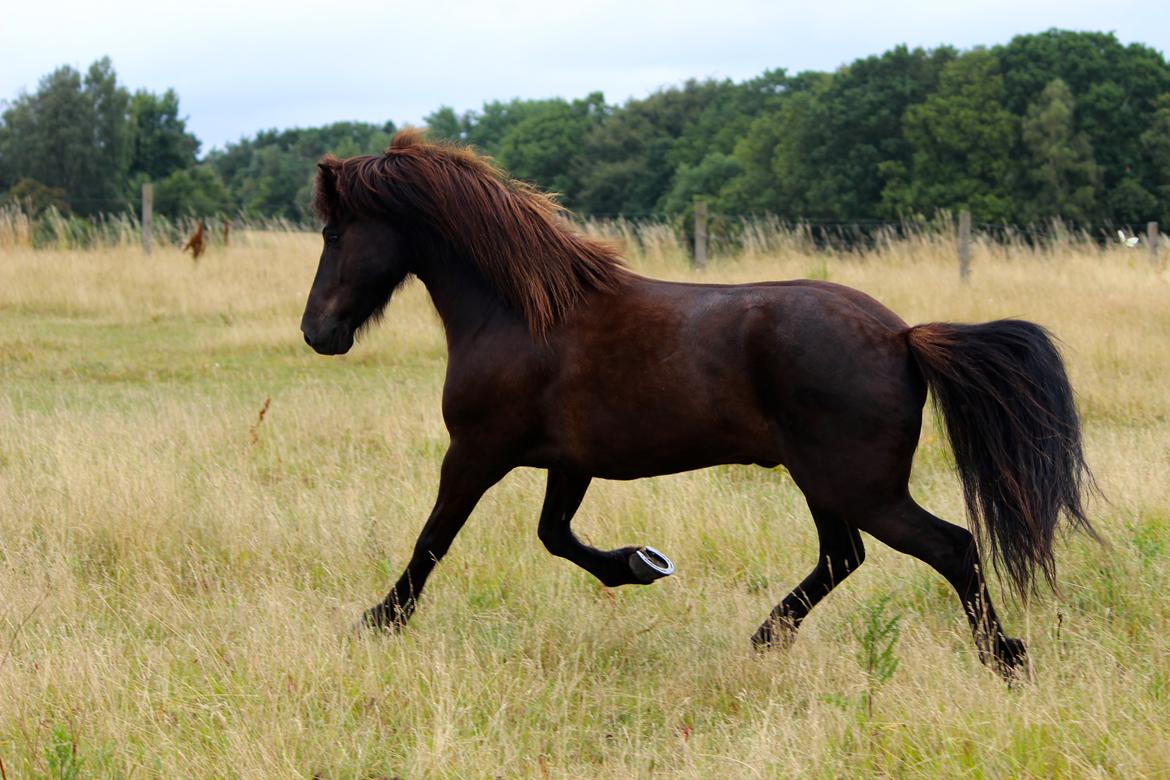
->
xmin=529 ymin=406 xmax=784 ymax=479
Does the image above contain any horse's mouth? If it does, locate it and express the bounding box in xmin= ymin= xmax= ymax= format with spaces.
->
xmin=302 ymin=326 xmax=354 ymax=356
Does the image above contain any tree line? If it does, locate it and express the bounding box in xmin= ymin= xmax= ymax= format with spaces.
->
xmin=2 ymin=30 xmax=1169 ymax=228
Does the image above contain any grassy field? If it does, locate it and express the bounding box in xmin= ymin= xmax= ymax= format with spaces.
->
xmin=1 ymin=228 xmax=1169 ymax=778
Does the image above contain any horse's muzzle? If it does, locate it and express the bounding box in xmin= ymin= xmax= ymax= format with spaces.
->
xmin=301 ymin=323 xmax=354 ymax=355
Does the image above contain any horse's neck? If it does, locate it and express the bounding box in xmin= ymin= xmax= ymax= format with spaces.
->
xmin=414 ymin=249 xmax=511 ymax=344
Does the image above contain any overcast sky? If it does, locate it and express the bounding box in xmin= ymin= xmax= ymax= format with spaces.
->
xmin=2 ymin=0 xmax=1168 ymax=154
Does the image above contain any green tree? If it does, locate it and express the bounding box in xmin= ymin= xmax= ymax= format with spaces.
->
xmin=1019 ymin=79 xmax=1101 ymax=223
xmin=651 ymin=71 xmax=794 ymax=216
xmin=997 ymin=30 xmax=1170 ymax=222
xmin=128 ymin=89 xmax=199 ymax=183
xmin=718 ymin=80 xmax=828 ymax=214
xmin=664 ymin=72 xmax=787 ymax=176
xmin=0 ymin=177 xmax=71 ymax=215
xmin=495 ymin=92 xmax=605 ymax=207
xmin=154 ymin=166 xmax=231 ymax=217
xmin=793 ymin=46 xmax=955 ymax=219
xmin=0 ymin=57 xmax=132 ymax=214
xmin=465 ymin=99 xmax=567 ymax=154
xmin=1108 ymin=176 xmax=1158 ymax=224
xmin=233 ymin=145 xmax=310 ymax=217
xmin=750 ymin=81 xmax=832 ymax=215
xmin=1140 ymin=93 xmax=1170 ymax=223
xmin=424 ymin=98 xmax=569 ymax=158
xmin=207 ymin=121 xmax=397 ymax=218
xmin=84 ymin=58 xmax=133 ymax=211
xmin=576 ymin=80 xmax=727 ymax=215
xmin=423 ymin=106 xmax=464 ymax=143
xmin=715 ymin=47 xmax=952 ymax=220
xmin=658 ymin=152 xmax=745 ymax=214
xmin=882 ymin=50 xmax=1018 ymax=222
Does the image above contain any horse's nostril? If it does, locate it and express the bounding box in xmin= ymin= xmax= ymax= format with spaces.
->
xmin=303 ymin=331 xmax=313 ymax=346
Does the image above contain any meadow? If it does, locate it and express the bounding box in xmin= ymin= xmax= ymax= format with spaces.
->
xmin=1 ymin=224 xmax=1168 ymax=778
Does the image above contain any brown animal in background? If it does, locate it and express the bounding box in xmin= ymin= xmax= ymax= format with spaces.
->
xmin=183 ymin=221 xmax=207 ymax=260
xmin=223 ymin=217 xmax=231 ymax=247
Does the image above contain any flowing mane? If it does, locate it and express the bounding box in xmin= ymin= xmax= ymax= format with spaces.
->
xmin=312 ymin=129 xmax=628 ymax=336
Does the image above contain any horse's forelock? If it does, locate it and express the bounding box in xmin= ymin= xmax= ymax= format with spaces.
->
xmin=388 ymin=127 xmax=428 ymax=151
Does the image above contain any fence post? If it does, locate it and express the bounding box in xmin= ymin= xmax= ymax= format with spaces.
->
xmin=1148 ymin=221 xmax=1159 ymax=266
xmin=693 ymin=200 xmax=708 ymax=269
xmin=958 ymin=210 xmax=971 ymax=282
xmin=142 ymin=182 xmax=153 ymax=255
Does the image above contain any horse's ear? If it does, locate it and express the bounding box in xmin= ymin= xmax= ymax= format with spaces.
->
xmin=312 ymin=156 xmax=342 ymax=219
xmin=318 ymin=156 xmax=339 ymax=175
xmin=317 ymin=156 xmax=341 ymax=189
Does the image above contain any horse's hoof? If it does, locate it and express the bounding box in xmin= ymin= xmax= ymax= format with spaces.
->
xmin=628 ymin=546 xmax=675 ymax=583
xmin=356 ymin=602 xmax=409 ymax=634
xmin=349 ymin=611 xmax=385 ymax=636
xmin=750 ymin=616 xmax=797 ymax=651
xmin=994 ymin=636 xmax=1030 ymax=683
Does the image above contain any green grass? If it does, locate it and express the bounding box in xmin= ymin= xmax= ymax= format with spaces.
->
xmin=1 ymin=234 xmax=1169 ymax=777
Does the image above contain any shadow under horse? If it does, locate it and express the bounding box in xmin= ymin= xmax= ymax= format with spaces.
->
xmin=300 ymin=130 xmax=1095 ymax=679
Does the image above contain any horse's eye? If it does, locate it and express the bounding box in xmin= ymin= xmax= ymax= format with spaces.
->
xmin=325 ymin=232 xmax=340 ymax=245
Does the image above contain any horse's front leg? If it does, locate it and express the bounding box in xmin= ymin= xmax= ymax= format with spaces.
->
xmin=362 ymin=444 xmax=507 ymax=630
xmin=537 ymin=469 xmax=675 ymax=586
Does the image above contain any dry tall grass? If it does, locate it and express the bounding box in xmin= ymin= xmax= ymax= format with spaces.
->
xmin=1 ymin=227 xmax=1168 ymax=778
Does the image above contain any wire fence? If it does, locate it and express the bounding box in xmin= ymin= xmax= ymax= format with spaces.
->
xmin=0 ymin=205 xmax=306 ymax=251
xmin=574 ymin=212 xmax=1157 ymax=256
xmin=0 ymin=199 xmax=1163 ymax=260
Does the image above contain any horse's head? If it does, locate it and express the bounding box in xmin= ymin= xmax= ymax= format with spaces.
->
xmin=300 ymin=160 xmax=410 ymax=355
xmin=301 ymin=134 xmax=628 ymax=349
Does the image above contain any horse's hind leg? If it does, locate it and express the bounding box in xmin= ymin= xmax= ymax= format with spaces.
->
xmin=859 ymin=497 xmax=1026 ymax=677
xmin=537 ymin=469 xmax=674 ymax=586
xmin=752 ymin=506 xmax=865 ymax=649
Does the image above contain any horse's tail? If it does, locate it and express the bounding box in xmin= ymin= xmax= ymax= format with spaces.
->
xmin=905 ymin=320 xmax=1096 ymax=597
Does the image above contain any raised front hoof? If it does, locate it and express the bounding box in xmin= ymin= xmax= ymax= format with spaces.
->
xmin=628 ymin=546 xmax=675 ymax=584
xmin=750 ymin=616 xmax=798 ymax=652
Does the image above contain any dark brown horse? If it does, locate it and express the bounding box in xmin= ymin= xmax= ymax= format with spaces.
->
xmin=301 ymin=130 xmax=1093 ymax=678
